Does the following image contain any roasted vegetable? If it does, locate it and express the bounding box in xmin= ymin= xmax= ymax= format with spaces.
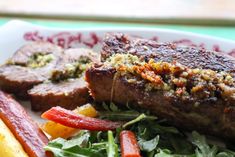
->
xmin=76 ymin=104 xmax=98 ymax=117
xmin=0 ymin=91 xmax=48 ymax=157
xmin=41 ymin=106 xmax=121 ymax=131
xmin=42 ymin=104 xmax=98 ymax=139
xmin=0 ymin=119 xmax=28 ymax=157
xmin=120 ymin=130 xmax=141 ymax=157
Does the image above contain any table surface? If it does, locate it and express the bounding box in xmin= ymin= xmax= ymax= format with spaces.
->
xmin=0 ymin=0 xmax=235 ymax=40
xmin=1 ymin=0 xmax=235 ymax=25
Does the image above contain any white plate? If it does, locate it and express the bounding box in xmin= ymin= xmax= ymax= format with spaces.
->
xmin=1 ymin=20 xmax=235 ymax=124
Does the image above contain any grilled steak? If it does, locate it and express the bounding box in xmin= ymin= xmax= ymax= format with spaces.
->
xmin=29 ymin=48 xmax=99 ymax=111
xmin=101 ymin=33 xmax=235 ymax=75
xmin=86 ymin=33 xmax=235 ymax=140
xmin=0 ymin=42 xmax=63 ymax=98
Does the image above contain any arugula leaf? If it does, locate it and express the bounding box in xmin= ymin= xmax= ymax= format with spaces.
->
xmin=44 ymin=101 xmax=235 ymax=157
xmin=138 ymin=135 xmax=159 ymax=152
xmin=44 ymin=131 xmax=106 ymax=157
xmin=216 ymin=152 xmax=235 ymax=157
xmin=191 ymin=131 xmax=235 ymax=157
xmin=123 ymin=113 xmax=148 ymax=128
xmin=106 ymin=131 xmax=119 ymax=157
xmin=99 ymin=102 xmax=157 ymax=122
xmin=110 ymin=102 xmax=120 ymax=112
xmin=169 ymin=135 xmax=194 ymax=154
xmin=151 ymin=123 xmax=180 ymax=134
xmin=192 ymin=131 xmax=218 ymax=157
xmin=154 ymin=149 xmax=176 ymax=157
xmin=101 ymin=102 xmax=120 ymax=112
xmin=92 ymin=142 xmax=107 ymax=153
xmin=63 ymin=146 xmax=105 ymax=157
xmin=100 ymin=111 xmax=157 ymax=121
xmin=62 ymin=131 xmax=90 ymax=149
xmin=102 ymin=102 xmax=110 ymax=111
xmin=45 ymin=139 xmax=104 ymax=157
xmin=154 ymin=149 xmax=195 ymax=157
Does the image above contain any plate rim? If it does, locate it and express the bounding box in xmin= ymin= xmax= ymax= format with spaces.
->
xmin=1 ymin=20 xmax=235 ymax=45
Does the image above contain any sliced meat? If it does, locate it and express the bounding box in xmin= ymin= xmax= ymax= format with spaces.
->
xmin=0 ymin=42 xmax=63 ymax=98
xmin=64 ymin=48 xmax=99 ymax=63
xmin=51 ymin=48 xmax=100 ymax=81
xmin=0 ymin=65 xmax=45 ymax=98
xmin=29 ymin=48 xmax=99 ymax=111
xmin=10 ymin=41 xmax=62 ymax=66
xmin=86 ymin=33 xmax=235 ymax=140
xmin=28 ymin=78 xmax=89 ymax=111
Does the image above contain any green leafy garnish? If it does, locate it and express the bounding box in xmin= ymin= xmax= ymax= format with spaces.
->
xmin=138 ymin=135 xmax=159 ymax=152
xmin=45 ymin=131 xmax=106 ymax=157
xmin=123 ymin=113 xmax=147 ymax=128
xmin=44 ymin=138 xmax=103 ymax=157
xmin=154 ymin=149 xmax=194 ymax=157
xmin=45 ymin=103 xmax=235 ymax=157
xmin=191 ymin=131 xmax=235 ymax=157
xmin=107 ymin=131 xmax=118 ymax=157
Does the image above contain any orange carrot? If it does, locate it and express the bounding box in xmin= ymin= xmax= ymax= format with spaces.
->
xmin=120 ymin=130 xmax=141 ymax=157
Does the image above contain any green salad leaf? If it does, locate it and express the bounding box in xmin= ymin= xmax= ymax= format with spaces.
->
xmin=45 ymin=103 xmax=235 ymax=157
xmin=45 ymin=131 xmax=107 ymax=157
xmin=191 ymin=131 xmax=235 ymax=157
xmin=138 ymin=135 xmax=159 ymax=152
xmin=154 ymin=149 xmax=194 ymax=157
xmin=107 ymin=131 xmax=118 ymax=157
xmin=62 ymin=131 xmax=90 ymax=149
xmin=44 ymin=138 xmax=103 ymax=157
xmin=123 ymin=113 xmax=147 ymax=128
xmin=192 ymin=131 xmax=217 ymax=157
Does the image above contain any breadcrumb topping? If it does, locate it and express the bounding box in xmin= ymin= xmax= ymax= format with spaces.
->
xmin=105 ymin=54 xmax=235 ymax=102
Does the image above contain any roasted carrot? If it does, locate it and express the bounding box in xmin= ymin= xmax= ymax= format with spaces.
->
xmin=120 ymin=130 xmax=141 ymax=157
xmin=0 ymin=119 xmax=28 ymax=157
xmin=41 ymin=106 xmax=121 ymax=131
xmin=42 ymin=104 xmax=98 ymax=139
xmin=0 ymin=91 xmax=48 ymax=157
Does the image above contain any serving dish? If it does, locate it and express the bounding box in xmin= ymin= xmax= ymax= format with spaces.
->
xmin=1 ymin=20 xmax=235 ymax=157
xmin=1 ymin=19 xmax=235 ymax=124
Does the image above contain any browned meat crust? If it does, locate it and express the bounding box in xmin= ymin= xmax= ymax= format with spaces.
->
xmin=86 ymin=33 xmax=235 ymax=140
xmin=102 ymin=33 xmax=235 ymax=75
xmin=29 ymin=48 xmax=99 ymax=111
xmin=0 ymin=42 xmax=63 ymax=98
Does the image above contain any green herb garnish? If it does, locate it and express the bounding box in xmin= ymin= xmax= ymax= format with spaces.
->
xmin=28 ymin=53 xmax=54 ymax=68
xmin=45 ymin=103 xmax=235 ymax=157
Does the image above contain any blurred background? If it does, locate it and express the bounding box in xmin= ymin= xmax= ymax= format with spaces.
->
xmin=0 ymin=0 xmax=235 ymax=40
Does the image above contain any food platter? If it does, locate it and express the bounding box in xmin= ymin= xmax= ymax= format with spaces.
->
xmin=1 ymin=20 xmax=235 ymax=156
xmin=1 ymin=20 xmax=235 ymax=123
